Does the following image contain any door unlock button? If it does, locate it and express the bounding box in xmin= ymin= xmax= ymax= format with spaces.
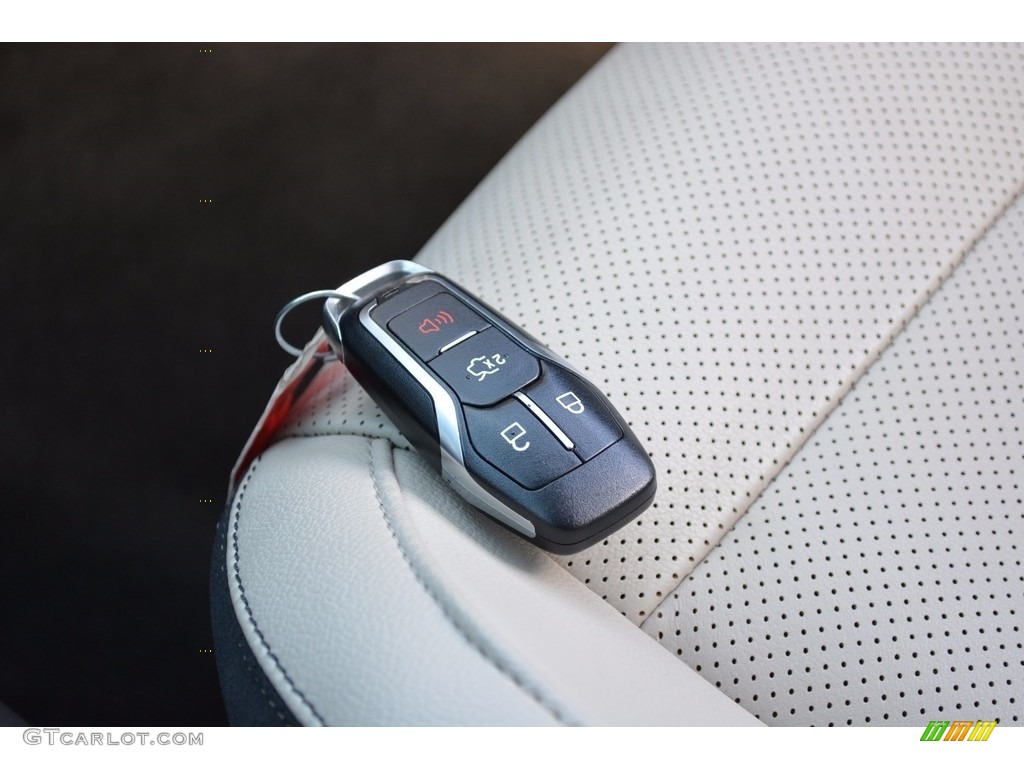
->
xmin=464 ymin=399 xmax=580 ymax=490
xmin=500 ymin=421 xmax=530 ymax=452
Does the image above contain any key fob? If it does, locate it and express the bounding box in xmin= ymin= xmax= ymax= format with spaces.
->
xmin=321 ymin=260 xmax=656 ymax=554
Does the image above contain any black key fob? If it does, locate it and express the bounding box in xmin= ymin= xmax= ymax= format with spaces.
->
xmin=321 ymin=260 xmax=656 ymax=554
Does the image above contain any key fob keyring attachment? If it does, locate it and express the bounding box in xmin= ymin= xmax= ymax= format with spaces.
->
xmin=277 ymin=260 xmax=656 ymax=554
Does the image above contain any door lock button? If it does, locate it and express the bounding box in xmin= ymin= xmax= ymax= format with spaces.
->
xmin=523 ymin=362 xmax=622 ymax=460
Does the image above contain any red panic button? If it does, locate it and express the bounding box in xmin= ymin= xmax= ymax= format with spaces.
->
xmin=418 ymin=310 xmax=454 ymax=335
xmin=388 ymin=292 xmax=491 ymax=361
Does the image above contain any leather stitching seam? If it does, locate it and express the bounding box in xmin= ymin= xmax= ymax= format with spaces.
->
xmin=216 ymin=516 xmax=291 ymax=724
xmin=231 ymin=456 xmax=326 ymax=726
xmin=367 ymin=439 xmax=575 ymax=726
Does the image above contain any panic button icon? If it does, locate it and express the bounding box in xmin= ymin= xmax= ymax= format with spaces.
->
xmin=389 ymin=292 xmax=490 ymax=363
xmin=418 ymin=310 xmax=454 ymax=335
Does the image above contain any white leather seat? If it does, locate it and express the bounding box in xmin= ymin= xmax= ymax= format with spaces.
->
xmin=214 ymin=43 xmax=1024 ymax=726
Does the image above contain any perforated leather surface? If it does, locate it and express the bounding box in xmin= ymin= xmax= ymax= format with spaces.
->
xmin=279 ymin=43 xmax=1024 ymax=622
xmin=643 ymin=194 xmax=1024 ymax=725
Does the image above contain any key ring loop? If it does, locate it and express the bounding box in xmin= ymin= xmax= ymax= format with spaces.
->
xmin=274 ymin=289 xmax=357 ymax=360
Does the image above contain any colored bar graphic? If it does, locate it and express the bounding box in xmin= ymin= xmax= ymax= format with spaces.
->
xmin=968 ymin=721 xmax=998 ymax=742
xmin=920 ymin=721 xmax=950 ymax=741
xmin=920 ymin=719 xmax=997 ymax=742
xmin=944 ymin=721 xmax=973 ymax=741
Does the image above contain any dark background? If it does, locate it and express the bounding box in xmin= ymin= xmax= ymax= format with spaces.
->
xmin=0 ymin=43 xmax=611 ymax=725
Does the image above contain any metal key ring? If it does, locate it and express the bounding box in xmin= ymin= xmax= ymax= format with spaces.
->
xmin=274 ymin=289 xmax=358 ymax=360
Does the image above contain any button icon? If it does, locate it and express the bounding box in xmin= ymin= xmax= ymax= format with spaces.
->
xmin=556 ymin=391 xmax=585 ymax=414
xmin=500 ymin=422 xmax=530 ymax=452
xmin=466 ymin=353 xmax=507 ymax=381
xmin=418 ymin=310 xmax=454 ymax=335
